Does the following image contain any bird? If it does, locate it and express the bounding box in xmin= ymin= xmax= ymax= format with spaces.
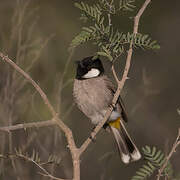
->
xmin=73 ymin=56 xmax=141 ymax=164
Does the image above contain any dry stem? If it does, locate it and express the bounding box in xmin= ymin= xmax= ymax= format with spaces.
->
xmin=157 ymin=128 xmax=180 ymax=180
xmin=0 ymin=52 xmax=78 ymax=180
xmin=0 ymin=119 xmax=55 ymax=132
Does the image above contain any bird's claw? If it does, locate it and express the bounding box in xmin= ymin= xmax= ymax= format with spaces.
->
xmin=89 ymin=126 xmax=97 ymax=142
xmin=91 ymin=125 xmax=96 ymax=131
xmin=110 ymin=103 xmax=116 ymax=109
xmin=103 ymin=123 xmax=108 ymax=129
xmin=89 ymin=135 xmax=96 ymax=142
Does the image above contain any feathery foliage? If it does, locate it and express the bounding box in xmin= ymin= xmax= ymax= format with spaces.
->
xmin=15 ymin=148 xmax=42 ymax=164
xmin=118 ymin=0 xmax=136 ymax=11
xmin=74 ymin=2 xmax=103 ymax=23
xmin=70 ymin=1 xmax=160 ymax=61
xmin=15 ymin=148 xmax=62 ymax=166
xmin=131 ymin=146 xmax=173 ymax=180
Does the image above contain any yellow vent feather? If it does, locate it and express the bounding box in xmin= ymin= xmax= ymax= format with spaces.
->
xmin=108 ymin=117 xmax=121 ymax=129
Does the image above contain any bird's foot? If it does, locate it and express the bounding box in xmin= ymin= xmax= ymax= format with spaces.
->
xmin=89 ymin=126 xmax=97 ymax=142
xmin=103 ymin=123 xmax=109 ymax=129
xmin=91 ymin=125 xmax=96 ymax=131
xmin=109 ymin=103 xmax=116 ymax=110
xmin=89 ymin=134 xmax=96 ymax=142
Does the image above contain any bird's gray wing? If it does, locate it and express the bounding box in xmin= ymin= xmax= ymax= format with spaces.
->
xmin=104 ymin=76 xmax=128 ymax=122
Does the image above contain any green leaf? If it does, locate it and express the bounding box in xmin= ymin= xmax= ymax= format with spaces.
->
xmin=121 ymin=33 xmax=160 ymax=50
xmin=119 ymin=0 xmax=136 ymax=11
xmin=97 ymin=50 xmax=113 ymax=61
xmin=70 ymin=31 xmax=91 ymax=49
xmin=73 ymin=1 xmax=160 ymax=61
xmin=132 ymin=146 xmax=174 ymax=180
xmin=74 ymin=2 xmax=102 ymax=23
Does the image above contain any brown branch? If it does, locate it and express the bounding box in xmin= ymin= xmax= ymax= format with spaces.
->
xmin=111 ymin=64 xmax=120 ymax=84
xmin=157 ymin=128 xmax=180 ymax=180
xmin=51 ymin=48 xmax=74 ymax=180
xmin=0 ymin=53 xmax=55 ymax=117
xmin=16 ymin=153 xmax=71 ymax=180
xmin=134 ymin=0 xmax=151 ymax=34
xmin=0 ymin=119 xmax=56 ymax=132
xmin=0 ymin=52 xmax=80 ymax=180
xmin=79 ymin=0 xmax=151 ymax=155
xmin=0 ymin=153 xmax=70 ymax=180
xmin=119 ymin=0 xmax=151 ymax=92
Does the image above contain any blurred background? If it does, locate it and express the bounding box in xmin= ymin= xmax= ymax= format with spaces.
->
xmin=0 ymin=0 xmax=179 ymax=179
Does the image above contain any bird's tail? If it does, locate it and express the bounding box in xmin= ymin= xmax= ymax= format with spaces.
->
xmin=108 ymin=118 xmax=141 ymax=164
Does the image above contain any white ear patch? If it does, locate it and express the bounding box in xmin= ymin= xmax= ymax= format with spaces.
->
xmin=83 ymin=68 xmax=100 ymax=78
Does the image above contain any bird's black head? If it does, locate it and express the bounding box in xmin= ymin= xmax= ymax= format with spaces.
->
xmin=75 ymin=56 xmax=104 ymax=80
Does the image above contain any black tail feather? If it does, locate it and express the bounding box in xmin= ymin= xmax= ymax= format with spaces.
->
xmin=109 ymin=121 xmax=141 ymax=164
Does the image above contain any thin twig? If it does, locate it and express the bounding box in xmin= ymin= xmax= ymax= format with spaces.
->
xmin=134 ymin=0 xmax=151 ymax=34
xmin=57 ymin=49 xmax=74 ymax=114
xmin=157 ymin=128 xmax=180 ymax=180
xmin=0 ymin=119 xmax=56 ymax=132
xmin=111 ymin=64 xmax=119 ymax=84
xmin=8 ymin=111 xmax=21 ymax=180
xmin=79 ymin=0 xmax=151 ymax=155
xmin=0 ymin=134 xmax=5 ymax=172
xmin=51 ymin=49 xmax=74 ymax=179
xmin=15 ymin=153 xmax=70 ymax=180
xmin=15 ymin=34 xmax=55 ymax=94
xmin=21 ymin=132 xmax=38 ymax=152
xmin=119 ymin=0 xmax=151 ymax=92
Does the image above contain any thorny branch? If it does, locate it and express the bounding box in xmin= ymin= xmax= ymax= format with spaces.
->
xmin=157 ymin=128 xmax=180 ymax=180
xmin=16 ymin=153 xmax=71 ymax=180
xmin=0 ymin=119 xmax=55 ymax=132
xmin=0 ymin=153 xmax=70 ymax=180
xmin=0 ymin=52 xmax=78 ymax=180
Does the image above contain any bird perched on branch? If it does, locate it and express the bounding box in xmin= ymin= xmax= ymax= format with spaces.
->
xmin=73 ymin=56 xmax=141 ymax=164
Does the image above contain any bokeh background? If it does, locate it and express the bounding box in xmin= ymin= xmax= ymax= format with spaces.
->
xmin=0 ymin=0 xmax=179 ymax=179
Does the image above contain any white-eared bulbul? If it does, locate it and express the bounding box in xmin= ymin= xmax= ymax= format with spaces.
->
xmin=73 ymin=56 xmax=141 ymax=164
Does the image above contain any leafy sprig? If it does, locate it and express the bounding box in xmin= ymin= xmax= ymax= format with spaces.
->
xmin=131 ymin=146 xmax=173 ymax=180
xmin=70 ymin=1 xmax=160 ymax=61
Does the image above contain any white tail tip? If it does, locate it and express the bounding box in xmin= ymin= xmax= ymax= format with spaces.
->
xmin=131 ymin=150 xmax=141 ymax=161
xmin=121 ymin=154 xmax=130 ymax=164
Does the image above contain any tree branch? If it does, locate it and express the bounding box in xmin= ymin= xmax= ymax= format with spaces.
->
xmin=119 ymin=0 xmax=151 ymax=92
xmin=157 ymin=128 xmax=180 ymax=180
xmin=0 ymin=119 xmax=56 ymax=132
xmin=0 ymin=153 xmax=71 ymax=180
xmin=16 ymin=153 xmax=71 ymax=180
xmin=79 ymin=0 xmax=151 ymax=155
xmin=0 ymin=52 xmax=80 ymax=180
